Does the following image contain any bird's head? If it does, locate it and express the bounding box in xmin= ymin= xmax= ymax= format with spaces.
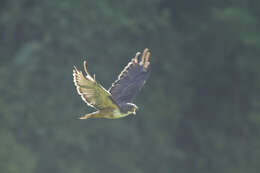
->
xmin=124 ymin=103 xmax=138 ymax=115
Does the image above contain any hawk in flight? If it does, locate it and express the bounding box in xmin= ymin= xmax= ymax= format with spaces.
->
xmin=73 ymin=48 xmax=151 ymax=119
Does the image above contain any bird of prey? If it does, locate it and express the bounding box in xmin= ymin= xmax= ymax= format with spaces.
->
xmin=73 ymin=48 xmax=151 ymax=119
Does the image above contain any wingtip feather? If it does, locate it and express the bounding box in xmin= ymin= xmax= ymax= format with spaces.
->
xmin=144 ymin=51 xmax=151 ymax=69
xmin=83 ymin=61 xmax=90 ymax=76
xmin=140 ymin=48 xmax=149 ymax=65
xmin=134 ymin=52 xmax=141 ymax=63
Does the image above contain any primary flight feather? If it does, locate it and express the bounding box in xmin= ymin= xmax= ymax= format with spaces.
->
xmin=73 ymin=48 xmax=151 ymax=119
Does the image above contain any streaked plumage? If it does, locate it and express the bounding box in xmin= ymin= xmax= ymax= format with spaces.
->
xmin=73 ymin=48 xmax=151 ymax=119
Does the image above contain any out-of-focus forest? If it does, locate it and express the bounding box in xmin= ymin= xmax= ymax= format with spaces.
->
xmin=0 ymin=0 xmax=260 ymax=172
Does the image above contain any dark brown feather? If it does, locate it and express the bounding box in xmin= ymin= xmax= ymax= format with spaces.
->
xmin=109 ymin=48 xmax=151 ymax=104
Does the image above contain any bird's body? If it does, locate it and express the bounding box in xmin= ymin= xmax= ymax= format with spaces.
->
xmin=82 ymin=109 xmax=130 ymax=119
xmin=73 ymin=48 xmax=151 ymax=119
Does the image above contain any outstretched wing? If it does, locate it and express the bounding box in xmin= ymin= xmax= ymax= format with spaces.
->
xmin=108 ymin=48 xmax=151 ymax=104
xmin=73 ymin=61 xmax=118 ymax=110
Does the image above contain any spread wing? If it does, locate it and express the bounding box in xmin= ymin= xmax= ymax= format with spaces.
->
xmin=108 ymin=48 xmax=151 ymax=104
xmin=73 ymin=61 xmax=119 ymax=110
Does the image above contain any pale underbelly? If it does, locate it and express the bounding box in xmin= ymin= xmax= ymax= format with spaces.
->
xmin=105 ymin=109 xmax=131 ymax=119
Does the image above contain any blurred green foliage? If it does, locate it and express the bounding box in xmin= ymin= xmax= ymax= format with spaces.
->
xmin=0 ymin=0 xmax=260 ymax=172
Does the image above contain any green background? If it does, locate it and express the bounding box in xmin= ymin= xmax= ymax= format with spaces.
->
xmin=0 ymin=0 xmax=260 ymax=172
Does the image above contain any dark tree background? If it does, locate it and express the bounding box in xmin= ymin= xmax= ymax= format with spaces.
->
xmin=0 ymin=0 xmax=260 ymax=172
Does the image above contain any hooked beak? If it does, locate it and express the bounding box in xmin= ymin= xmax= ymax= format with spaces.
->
xmin=132 ymin=107 xmax=137 ymax=115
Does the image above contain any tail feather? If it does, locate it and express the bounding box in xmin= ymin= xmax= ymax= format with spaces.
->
xmin=78 ymin=111 xmax=103 ymax=119
xmin=79 ymin=114 xmax=93 ymax=119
